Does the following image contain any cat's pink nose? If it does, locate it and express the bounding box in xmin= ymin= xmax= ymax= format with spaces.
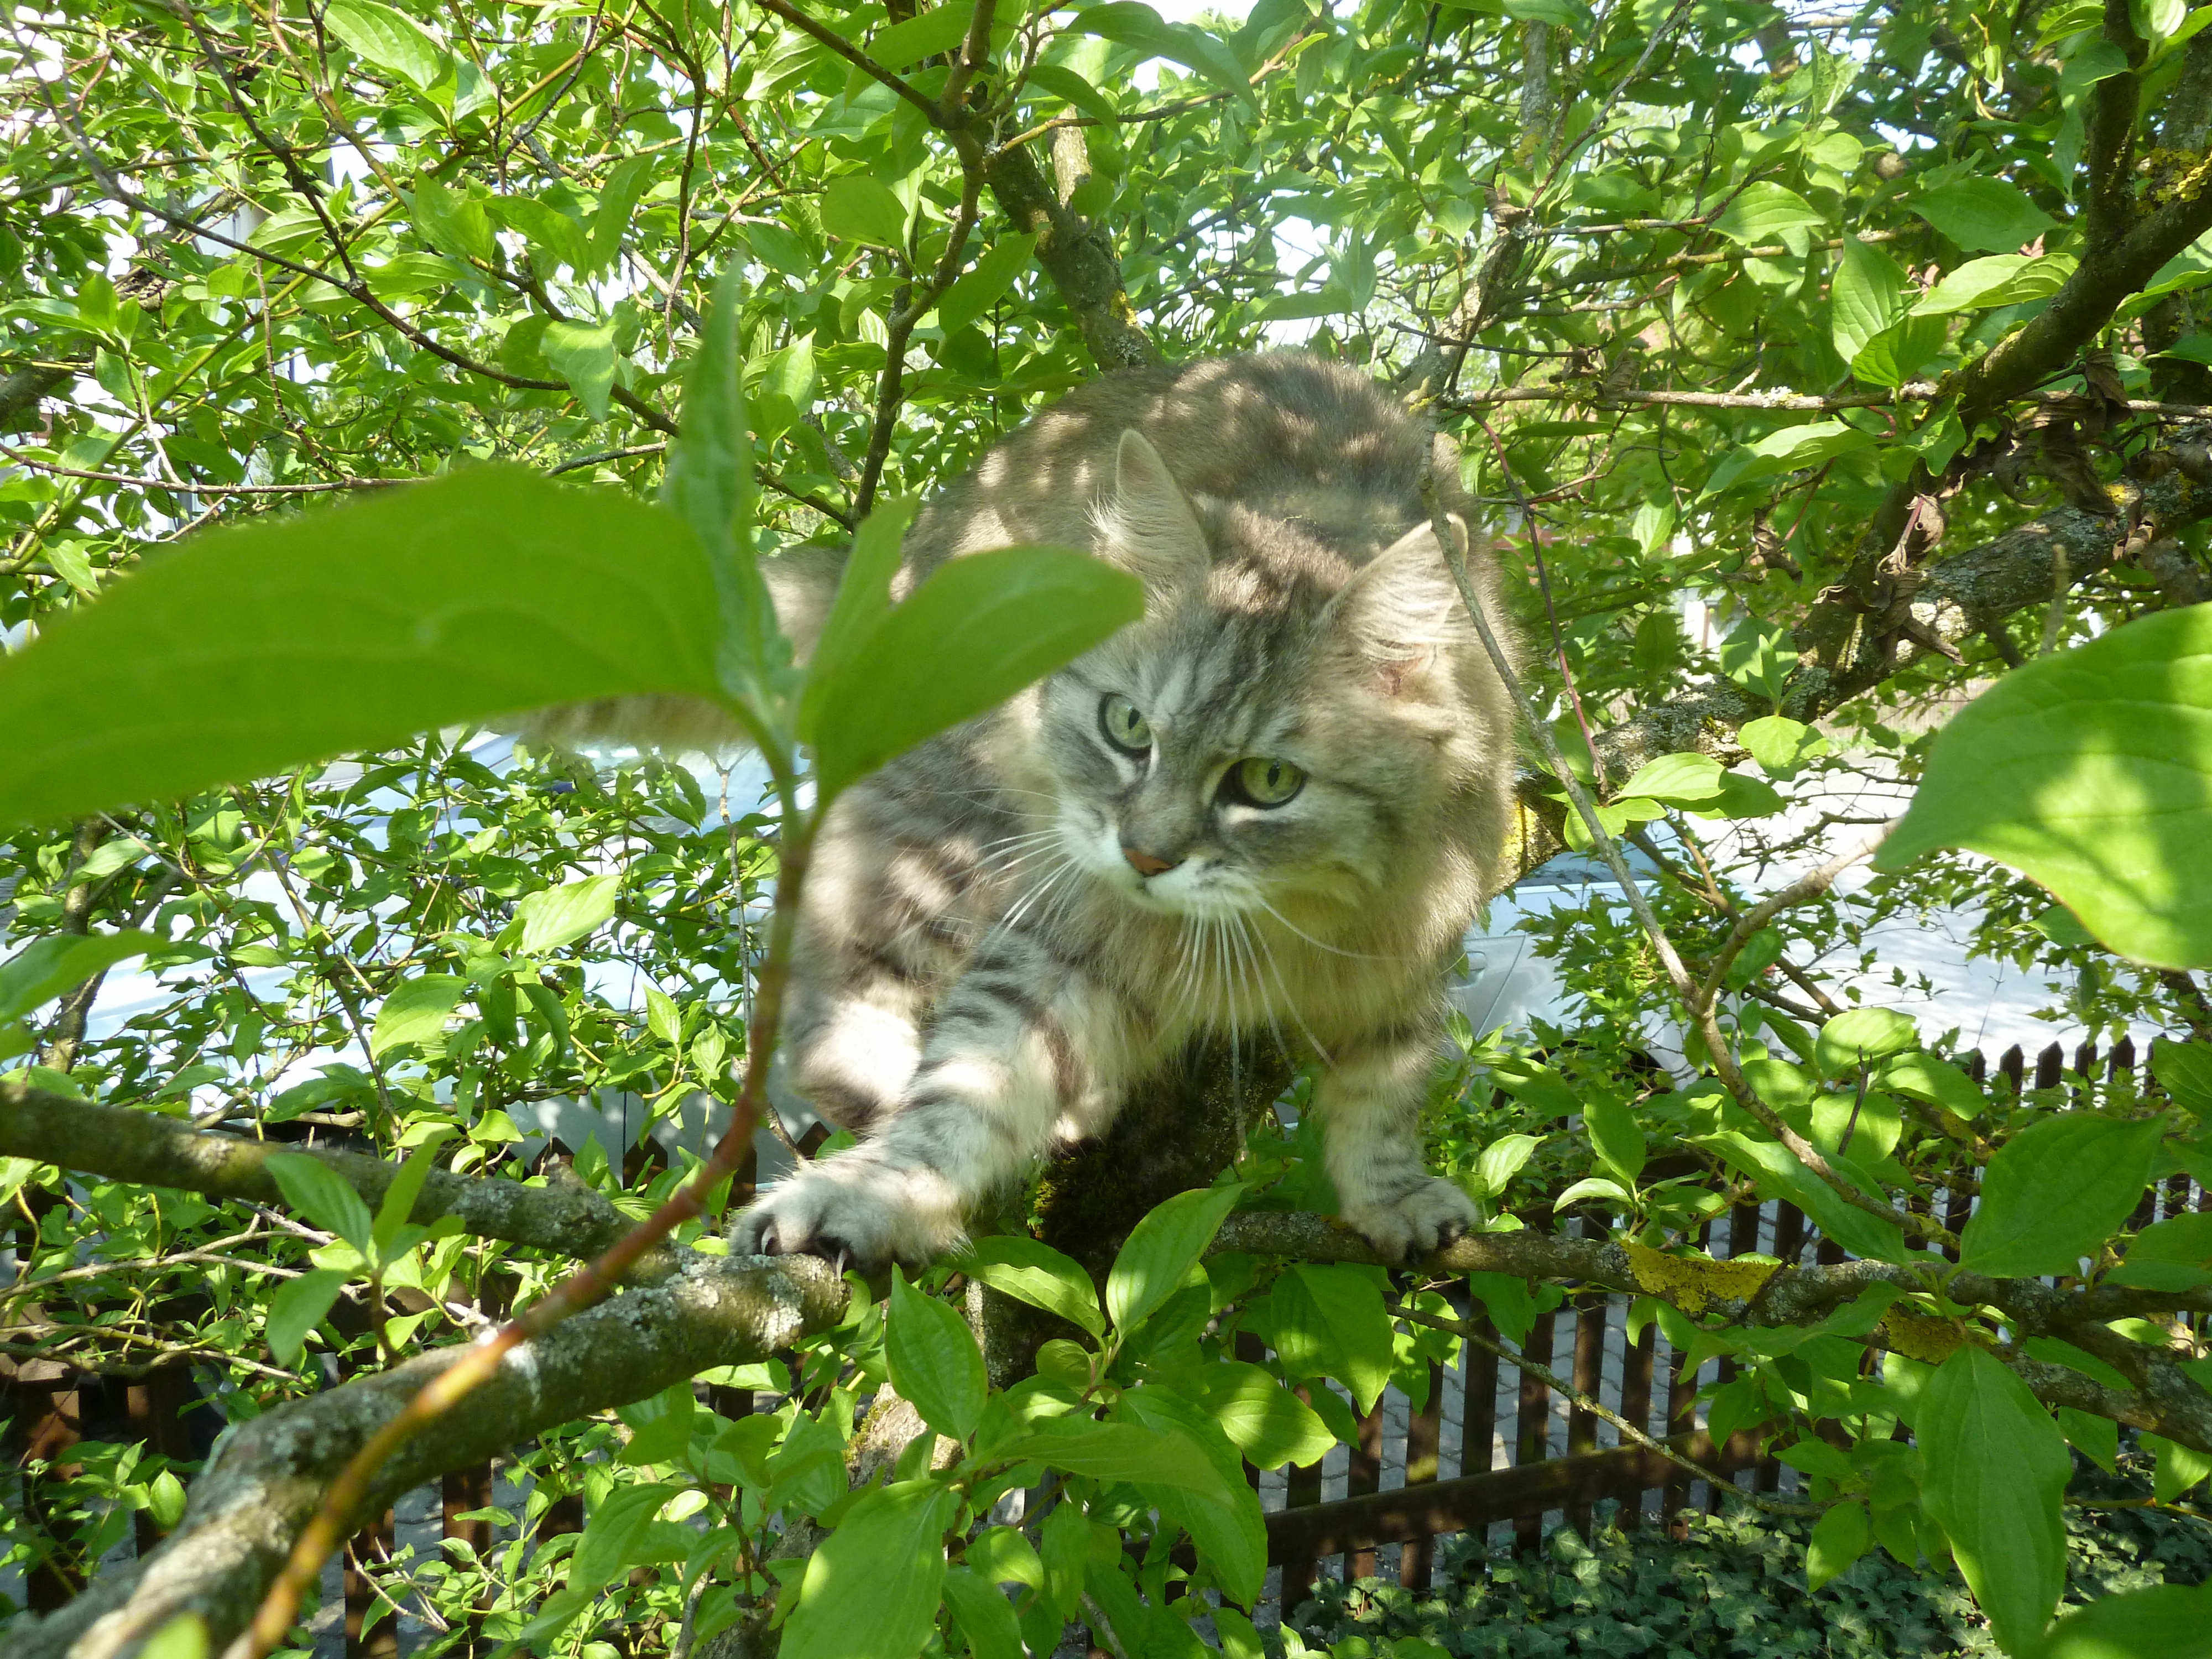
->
xmin=1123 ymin=845 xmax=1180 ymax=877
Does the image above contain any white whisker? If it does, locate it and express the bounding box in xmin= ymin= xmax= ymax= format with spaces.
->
xmin=1247 ymin=894 xmax=1411 ymax=963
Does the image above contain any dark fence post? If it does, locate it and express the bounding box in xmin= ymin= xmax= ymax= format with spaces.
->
xmin=1281 ymin=1386 xmax=1323 ymax=1610
xmin=1400 ymin=1362 xmax=1444 ymax=1590
xmin=1344 ymin=1399 xmax=1384 ymax=1580
xmin=1514 ymin=1307 xmax=1556 ymax=1553
xmin=1564 ymin=1293 xmax=1605 ymax=1535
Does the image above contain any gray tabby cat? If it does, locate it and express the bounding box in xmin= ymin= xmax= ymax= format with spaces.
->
xmin=562 ymin=353 xmax=1521 ymax=1268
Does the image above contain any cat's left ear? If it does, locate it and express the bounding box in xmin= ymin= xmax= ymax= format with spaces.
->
xmin=1325 ymin=515 xmax=1473 ymax=692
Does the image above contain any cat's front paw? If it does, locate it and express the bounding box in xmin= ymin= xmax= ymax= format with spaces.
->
xmin=728 ymin=1158 xmax=956 ymax=1271
xmin=1342 ymin=1176 xmax=1481 ymax=1262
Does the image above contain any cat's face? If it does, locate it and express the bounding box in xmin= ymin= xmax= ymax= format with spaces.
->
xmin=1020 ymin=431 xmax=1473 ymax=927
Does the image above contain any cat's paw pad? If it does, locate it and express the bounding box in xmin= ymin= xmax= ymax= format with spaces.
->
xmin=1343 ymin=1177 xmax=1481 ymax=1262
xmin=728 ymin=1163 xmax=946 ymax=1272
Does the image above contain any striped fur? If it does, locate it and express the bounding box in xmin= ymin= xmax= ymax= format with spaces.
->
xmin=692 ymin=355 xmax=1516 ymax=1265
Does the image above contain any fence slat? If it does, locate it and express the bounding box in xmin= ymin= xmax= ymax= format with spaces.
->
xmin=1514 ymin=1307 xmax=1556 ymax=1553
xmin=1281 ymin=1387 xmax=1323 ymax=1609
xmin=1399 ymin=1361 xmax=1444 ymax=1590
xmin=1565 ymin=1295 xmax=1605 ymax=1535
xmin=1345 ymin=1399 xmax=1385 ymax=1579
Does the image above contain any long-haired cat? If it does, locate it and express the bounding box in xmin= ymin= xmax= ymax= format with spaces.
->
xmin=556 ymin=353 xmax=1521 ymax=1266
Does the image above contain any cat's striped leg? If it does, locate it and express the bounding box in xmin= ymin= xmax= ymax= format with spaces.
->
xmin=1314 ymin=1015 xmax=1479 ymax=1261
xmin=733 ymin=931 xmax=1128 ymax=1269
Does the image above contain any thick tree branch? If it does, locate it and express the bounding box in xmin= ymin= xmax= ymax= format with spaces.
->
xmin=0 ymin=1083 xmax=650 ymax=1267
xmin=13 ymin=1250 xmax=846 ymax=1659
xmin=1506 ymin=431 xmax=2212 ymax=878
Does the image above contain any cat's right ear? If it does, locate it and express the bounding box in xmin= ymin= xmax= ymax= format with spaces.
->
xmin=1091 ymin=429 xmax=1211 ymax=593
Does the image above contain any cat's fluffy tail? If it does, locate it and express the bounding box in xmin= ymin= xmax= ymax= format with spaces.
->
xmin=515 ymin=542 xmax=846 ymax=756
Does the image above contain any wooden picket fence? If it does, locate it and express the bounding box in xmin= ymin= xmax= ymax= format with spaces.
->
xmin=0 ymin=1036 xmax=2185 ymax=1653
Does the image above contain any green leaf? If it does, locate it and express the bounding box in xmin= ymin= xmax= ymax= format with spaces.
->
xmin=372 ymin=1127 xmax=455 ymax=1258
xmin=493 ymin=196 xmax=588 ymax=273
xmin=940 ymin=1567 xmax=1025 ymax=1659
xmin=264 ymin=1152 xmax=375 ymax=1253
xmin=267 ymin=1268 xmax=348 ymax=1365
xmin=1718 ymin=619 xmax=1799 ymax=704
xmin=1832 ymin=236 xmax=1908 ymax=364
xmin=1193 ymin=1360 xmax=1334 ymax=1469
xmin=1069 ymin=3 xmax=1258 ymax=106
xmin=2037 ymin=1584 xmax=2212 ymax=1658
xmin=1806 ymin=1499 xmax=1871 ymax=1590
xmin=886 ymin=1268 xmax=987 ymax=1443
xmin=506 ymin=874 xmax=621 ymax=955
xmin=409 ymin=178 xmax=494 ymax=265
xmin=1911 ymin=253 xmax=2077 ymax=315
xmin=1911 ymin=179 xmax=2059 ymax=254
xmin=1877 ymin=1052 xmax=1986 ymax=1118
xmin=0 ymin=470 xmax=721 ymax=830
xmin=1118 ymin=1386 xmax=1267 ymax=1605
xmin=1919 ymin=1347 xmax=2070 ymax=1655
xmin=1002 ymin=1416 xmax=1229 ymax=1492
xmin=1105 ymin=1183 xmax=1240 ymax=1332
xmin=1702 ymin=1130 xmax=1908 ymax=1263
xmin=585 ymin=155 xmax=656 ymax=276
xmin=0 ymin=931 xmax=158 ymax=1024
xmin=325 ymin=0 xmax=445 ymax=91
xmin=1814 ymin=1008 xmax=1919 ymax=1075
xmin=370 ymin=973 xmax=466 ymax=1057
xmin=1711 ymin=182 xmax=1826 ymax=245
xmin=1553 ymin=1175 xmax=1631 ymax=1208
xmin=1584 ymin=1095 xmax=1647 ymax=1185
xmin=806 ymin=546 xmax=1143 ymax=803
xmin=2146 ymin=1432 xmax=2212 ymax=1499
xmin=2058 ymin=1405 xmax=2120 ymax=1473
xmin=820 ymin=174 xmax=910 ymax=248
xmin=1259 ymin=1263 xmax=1394 ymax=1412
xmin=1959 ymin=1113 xmax=2163 ymax=1279
xmin=1739 ymin=714 xmax=1828 ymax=780
xmin=572 ymin=1481 xmax=679 ymax=1588
xmin=799 ymin=498 xmax=917 ymax=744
xmin=1853 ymin=313 xmax=1950 ymax=389
xmin=1474 ymin=1133 xmax=1543 ymax=1200
xmin=665 ymin=264 xmax=773 ymax=696
xmin=542 ymin=320 xmax=617 ymax=421
xmin=938 ymin=234 xmax=1037 ymax=334
xmin=1616 ymin=751 xmax=1724 ymax=804
xmin=960 ymin=1234 xmax=1105 ymax=1338
xmin=869 ymin=5 xmax=977 ymax=68
xmin=2158 ymin=1040 xmax=2212 ymax=1113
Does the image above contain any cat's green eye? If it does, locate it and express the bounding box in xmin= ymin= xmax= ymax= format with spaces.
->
xmin=1228 ymin=756 xmax=1306 ymax=807
xmin=1099 ymin=693 xmax=1152 ymax=755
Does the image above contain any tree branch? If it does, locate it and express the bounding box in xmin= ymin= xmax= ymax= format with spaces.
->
xmin=0 ymin=1083 xmax=651 ymax=1267
xmin=12 ymin=1250 xmax=846 ymax=1659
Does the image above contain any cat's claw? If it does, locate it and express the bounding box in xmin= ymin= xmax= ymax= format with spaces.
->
xmin=728 ymin=1161 xmax=948 ymax=1272
xmin=1343 ymin=1176 xmax=1482 ymax=1264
